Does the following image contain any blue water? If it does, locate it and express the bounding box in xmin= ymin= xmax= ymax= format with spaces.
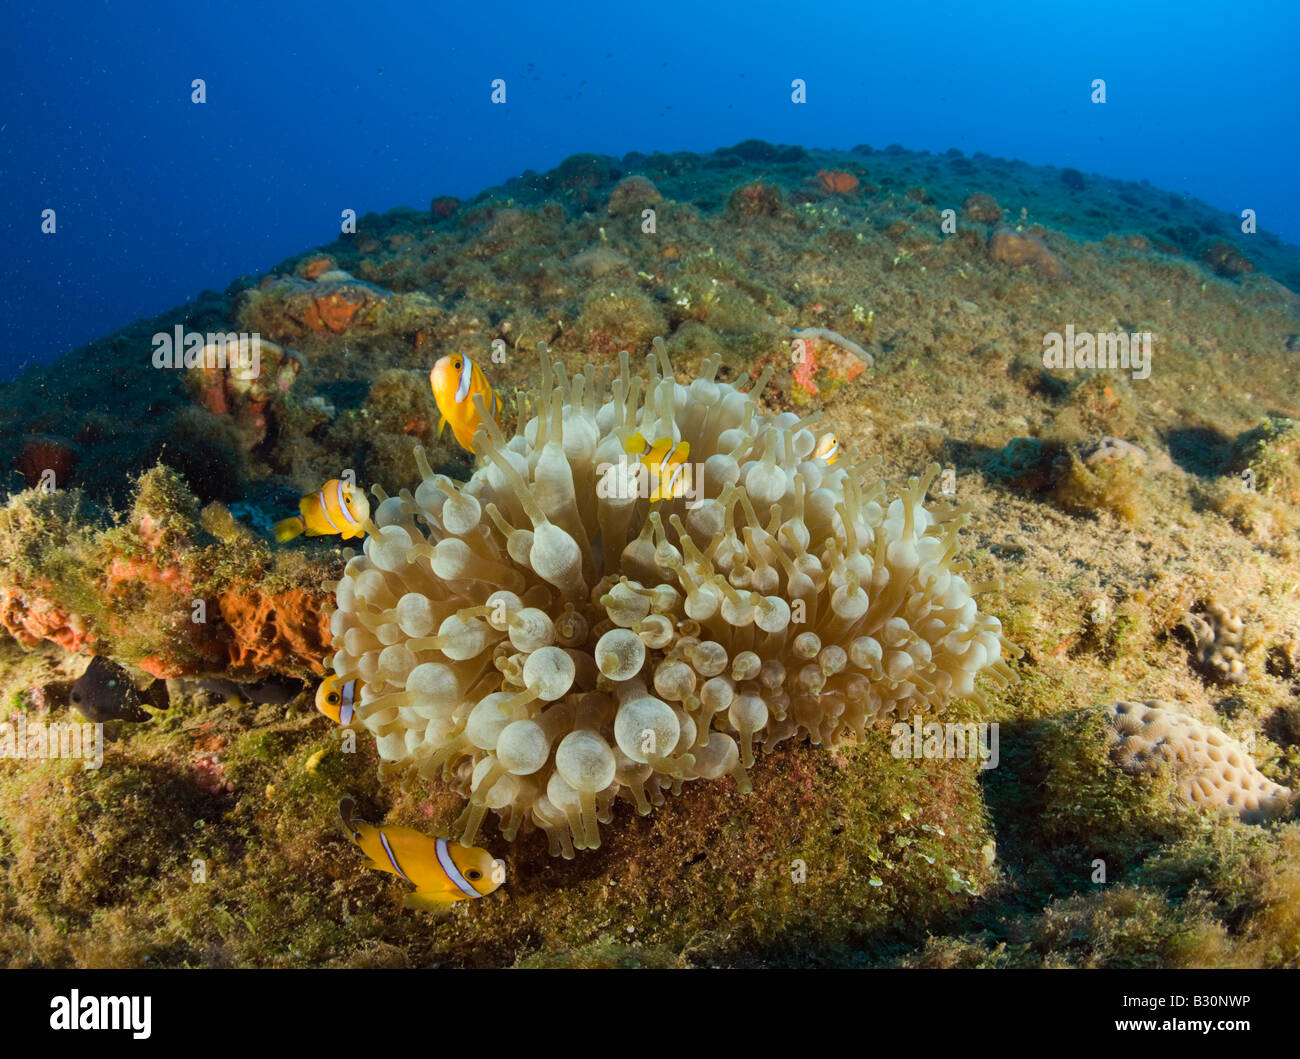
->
xmin=3 ymin=0 xmax=1297 ymax=379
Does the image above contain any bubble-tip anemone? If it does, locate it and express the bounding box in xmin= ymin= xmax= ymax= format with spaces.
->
xmin=327 ymin=341 xmax=1018 ymax=856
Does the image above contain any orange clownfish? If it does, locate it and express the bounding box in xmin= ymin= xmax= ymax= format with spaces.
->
xmin=813 ymin=432 xmax=840 ymax=464
xmin=625 ymin=433 xmax=692 ymax=502
xmin=315 ymin=675 xmax=360 ymax=725
xmin=272 ymin=478 xmax=370 ymax=542
xmin=338 ymin=797 xmax=504 ymax=912
xmin=430 ymin=353 xmax=502 ymax=454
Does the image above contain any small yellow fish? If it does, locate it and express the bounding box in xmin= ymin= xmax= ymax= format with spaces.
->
xmin=625 ymin=432 xmax=692 ymax=501
xmin=813 ymin=432 xmax=840 ymax=464
xmin=430 ymin=353 xmax=502 ymax=454
xmin=315 ymin=675 xmax=359 ymax=725
xmin=338 ymin=798 xmax=504 ymax=911
xmin=272 ymin=478 xmax=370 ymax=542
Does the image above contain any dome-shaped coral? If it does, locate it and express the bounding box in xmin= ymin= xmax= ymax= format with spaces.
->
xmin=1105 ymin=700 xmax=1294 ymax=822
xmin=327 ymin=342 xmax=1017 ymax=856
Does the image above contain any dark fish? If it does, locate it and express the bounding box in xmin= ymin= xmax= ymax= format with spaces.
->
xmin=70 ymin=657 xmax=159 ymax=723
xmin=196 ymin=676 xmax=303 ymax=704
xmin=240 ymin=677 xmax=303 ymax=704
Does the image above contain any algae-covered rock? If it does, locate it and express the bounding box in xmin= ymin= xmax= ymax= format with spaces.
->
xmin=1050 ymin=447 xmax=1145 ymax=522
xmin=1231 ymin=416 xmax=1300 ymax=503
xmin=988 ymin=228 xmax=1069 ymax=278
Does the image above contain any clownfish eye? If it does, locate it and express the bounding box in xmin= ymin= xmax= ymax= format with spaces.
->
xmin=452 ymin=358 xmax=461 ymax=370
xmin=327 ymin=693 xmax=340 ymax=705
xmin=467 ymin=869 xmax=482 ymax=881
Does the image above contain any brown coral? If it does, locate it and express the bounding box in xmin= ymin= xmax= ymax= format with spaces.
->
xmin=607 ymin=175 xmax=662 ymax=219
xmin=816 ymin=170 xmax=859 ymax=195
xmin=297 ymin=255 xmax=337 ymax=280
xmin=1201 ymin=240 xmax=1254 ymax=277
xmin=727 ymin=181 xmax=786 ymax=218
xmin=15 ymin=437 xmax=78 ymax=490
xmin=961 ymin=192 xmax=1002 ymax=225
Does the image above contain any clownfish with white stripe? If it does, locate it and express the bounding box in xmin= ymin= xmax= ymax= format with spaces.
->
xmin=813 ymin=432 xmax=840 ymax=464
xmin=624 ymin=432 xmax=692 ymax=502
xmin=272 ymin=478 xmax=370 ymax=542
xmin=430 ymin=352 xmax=502 ymax=454
xmin=315 ymin=675 xmax=359 ymax=725
xmin=338 ymin=797 xmax=504 ymax=912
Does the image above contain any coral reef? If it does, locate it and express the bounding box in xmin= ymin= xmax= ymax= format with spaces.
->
xmin=0 ymin=467 xmax=336 ymax=680
xmin=241 ymin=276 xmax=392 ymax=337
xmin=2 ymin=140 xmax=1300 ymax=968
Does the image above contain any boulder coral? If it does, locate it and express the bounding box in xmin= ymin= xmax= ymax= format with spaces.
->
xmin=1105 ymin=701 xmax=1294 ymax=823
xmin=327 ymin=341 xmax=1018 ymax=856
xmin=239 ymin=275 xmax=392 ymax=339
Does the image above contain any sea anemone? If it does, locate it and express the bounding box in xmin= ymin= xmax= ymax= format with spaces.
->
xmin=327 ymin=341 xmax=1017 ymax=856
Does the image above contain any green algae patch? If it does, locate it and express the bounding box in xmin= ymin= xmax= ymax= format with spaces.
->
xmin=1017 ymin=708 xmax=1193 ymax=857
xmin=904 ymin=822 xmax=1300 ymax=969
xmin=1050 ymin=450 xmax=1146 ymax=523
xmin=1230 ymin=416 xmax=1300 ymax=504
xmin=0 ymin=710 xmax=996 ymax=968
xmin=398 ymin=732 xmax=996 ymax=969
xmin=904 ymin=886 xmax=1234 ymax=969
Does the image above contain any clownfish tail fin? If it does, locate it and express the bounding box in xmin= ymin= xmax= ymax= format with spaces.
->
xmin=272 ymin=516 xmax=305 ymax=543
